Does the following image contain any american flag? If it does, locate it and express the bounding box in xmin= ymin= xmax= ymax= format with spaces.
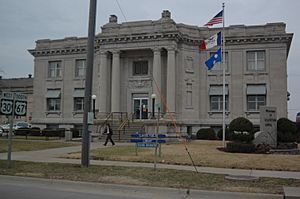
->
xmin=204 ymin=10 xmax=223 ymax=26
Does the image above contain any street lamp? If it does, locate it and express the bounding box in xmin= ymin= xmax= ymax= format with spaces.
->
xmin=92 ymin=94 xmax=96 ymax=119
xmin=151 ymin=93 xmax=156 ymax=119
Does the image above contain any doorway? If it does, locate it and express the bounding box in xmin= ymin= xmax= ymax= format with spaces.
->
xmin=133 ymin=98 xmax=149 ymax=119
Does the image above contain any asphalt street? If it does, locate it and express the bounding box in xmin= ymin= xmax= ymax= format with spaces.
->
xmin=0 ymin=175 xmax=282 ymax=199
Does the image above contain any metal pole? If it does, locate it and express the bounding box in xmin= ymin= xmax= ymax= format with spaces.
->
xmin=93 ymin=98 xmax=96 ymax=119
xmin=7 ymin=94 xmax=15 ymax=168
xmin=152 ymin=98 xmax=155 ymax=119
xmin=81 ymin=0 xmax=97 ymax=167
xmin=222 ymin=3 xmax=226 ymax=148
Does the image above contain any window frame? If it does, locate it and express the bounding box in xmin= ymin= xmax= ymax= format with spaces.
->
xmin=75 ymin=59 xmax=86 ymax=78
xmin=73 ymin=97 xmax=84 ymax=112
xmin=47 ymin=98 xmax=61 ymax=112
xmin=246 ymin=50 xmax=265 ymax=71
xmin=48 ymin=61 xmax=62 ymax=78
xmin=132 ymin=60 xmax=148 ymax=76
xmin=247 ymin=95 xmax=266 ymax=111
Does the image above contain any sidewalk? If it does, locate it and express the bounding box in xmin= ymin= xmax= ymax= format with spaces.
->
xmin=1 ymin=142 xmax=300 ymax=180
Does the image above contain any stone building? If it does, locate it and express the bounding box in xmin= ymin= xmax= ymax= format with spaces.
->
xmin=0 ymin=75 xmax=33 ymax=124
xmin=28 ymin=10 xmax=293 ymax=132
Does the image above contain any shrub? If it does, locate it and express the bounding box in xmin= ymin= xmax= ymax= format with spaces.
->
xmin=226 ymin=142 xmax=256 ymax=153
xmin=229 ymin=117 xmax=254 ymax=133
xmin=29 ymin=127 xmax=41 ymax=136
xmin=296 ymin=123 xmax=300 ymax=143
xmin=15 ymin=128 xmax=30 ymax=137
xmin=70 ymin=128 xmax=81 ymax=138
xmin=196 ymin=128 xmax=217 ymax=140
xmin=229 ymin=117 xmax=254 ymax=143
xmin=277 ymin=118 xmax=297 ymax=142
xmin=42 ymin=128 xmax=65 ymax=138
xmin=217 ymin=128 xmax=233 ymax=141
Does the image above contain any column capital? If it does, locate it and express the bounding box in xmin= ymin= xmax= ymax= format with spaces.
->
xmin=167 ymin=46 xmax=177 ymax=52
xmin=111 ymin=50 xmax=121 ymax=55
xmin=152 ymin=47 xmax=162 ymax=53
xmin=99 ymin=50 xmax=108 ymax=56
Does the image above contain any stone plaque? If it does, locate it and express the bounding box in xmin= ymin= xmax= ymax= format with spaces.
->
xmin=256 ymin=106 xmax=277 ymax=147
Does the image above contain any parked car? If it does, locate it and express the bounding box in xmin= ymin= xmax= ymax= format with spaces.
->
xmin=14 ymin=122 xmax=31 ymax=130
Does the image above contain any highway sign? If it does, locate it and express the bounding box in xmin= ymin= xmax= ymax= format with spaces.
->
xmin=0 ymin=92 xmax=27 ymax=116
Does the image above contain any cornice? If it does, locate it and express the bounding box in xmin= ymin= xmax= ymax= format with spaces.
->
xmin=28 ymin=32 xmax=292 ymax=57
xmin=28 ymin=46 xmax=88 ymax=57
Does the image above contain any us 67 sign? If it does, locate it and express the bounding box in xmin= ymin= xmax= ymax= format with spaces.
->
xmin=0 ymin=92 xmax=27 ymax=116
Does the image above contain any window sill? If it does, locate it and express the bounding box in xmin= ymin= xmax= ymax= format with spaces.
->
xmin=73 ymin=77 xmax=85 ymax=80
xmin=45 ymin=111 xmax=61 ymax=116
xmin=46 ymin=78 xmax=63 ymax=81
xmin=208 ymin=111 xmax=230 ymax=115
xmin=73 ymin=111 xmax=84 ymax=115
xmin=244 ymin=71 xmax=268 ymax=75
xmin=245 ymin=111 xmax=260 ymax=115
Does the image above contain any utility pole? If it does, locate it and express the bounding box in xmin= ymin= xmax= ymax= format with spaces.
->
xmin=81 ymin=0 xmax=97 ymax=167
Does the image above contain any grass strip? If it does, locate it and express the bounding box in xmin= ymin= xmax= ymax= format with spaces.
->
xmin=0 ymin=140 xmax=78 ymax=153
xmin=0 ymin=160 xmax=299 ymax=194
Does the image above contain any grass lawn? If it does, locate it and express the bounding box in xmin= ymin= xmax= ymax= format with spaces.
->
xmin=0 ymin=139 xmax=79 ymax=153
xmin=0 ymin=160 xmax=299 ymax=194
xmin=65 ymin=140 xmax=300 ymax=171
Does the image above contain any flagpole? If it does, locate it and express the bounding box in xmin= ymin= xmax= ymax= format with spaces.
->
xmin=222 ymin=2 xmax=226 ymax=148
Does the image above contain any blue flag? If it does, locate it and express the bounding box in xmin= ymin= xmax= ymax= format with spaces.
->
xmin=205 ymin=48 xmax=222 ymax=70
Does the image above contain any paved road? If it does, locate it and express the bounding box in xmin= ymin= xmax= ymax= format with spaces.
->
xmin=0 ymin=175 xmax=282 ymax=199
xmin=1 ymin=142 xmax=300 ymax=180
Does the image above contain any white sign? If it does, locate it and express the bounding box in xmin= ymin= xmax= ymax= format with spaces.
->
xmin=0 ymin=92 xmax=27 ymax=116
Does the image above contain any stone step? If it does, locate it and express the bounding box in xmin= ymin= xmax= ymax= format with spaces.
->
xmin=284 ymin=187 xmax=300 ymax=199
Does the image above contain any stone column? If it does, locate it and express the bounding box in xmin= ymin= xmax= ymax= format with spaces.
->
xmin=152 ymin=48 xmax=161 ymax=111
xmin=111 ymin=50 xmax=120 ymax=113
xmin=99 ymin=51 xmax=108 ymax=113
xmin=166 ymin=47 xmax=176 ymax=114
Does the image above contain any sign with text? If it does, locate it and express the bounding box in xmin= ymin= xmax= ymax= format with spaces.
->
xmin=130 ymin=133 xmax=167 ymax=148
xmin=0 ymin=92 xmax=27 ymax=116
xmin=259 ymin=106 xmax=277 ymax=147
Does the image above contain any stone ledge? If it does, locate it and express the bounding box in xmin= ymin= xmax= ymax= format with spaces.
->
xmin=284 ymin=186 xmax=300 ymax=199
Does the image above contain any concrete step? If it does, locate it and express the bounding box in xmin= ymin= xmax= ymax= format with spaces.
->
xmin=284 ymin=187 xmax=300 ymax=199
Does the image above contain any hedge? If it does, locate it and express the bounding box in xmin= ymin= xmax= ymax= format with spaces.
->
xmin=226 ymin=142 xmax=256 ymax=153
xmin=42 ymin=128 xmax=65 ymax=139
xmin=217 ymin=128 xmax=233 ymax=141
xmin=277 ymin=118 xmax=297 ymax=142
xmin=229 ymin=117 xmax=254 ymax=143
xmin=196 ymin=128 xmax=217 ymax=140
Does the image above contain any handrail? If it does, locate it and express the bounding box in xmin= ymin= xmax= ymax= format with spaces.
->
xmin=118 ymin=112 xmax=134 ymax=131
xmin=97 ymin=112 xmax=114 ymax=133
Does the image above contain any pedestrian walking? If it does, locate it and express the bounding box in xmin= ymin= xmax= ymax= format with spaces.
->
xmin=103 ymin=123 xmax=115 ymax=146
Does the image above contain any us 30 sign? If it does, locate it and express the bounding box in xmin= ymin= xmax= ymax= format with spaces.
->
xmin=0 ymin=92 xmax=27 ymax=116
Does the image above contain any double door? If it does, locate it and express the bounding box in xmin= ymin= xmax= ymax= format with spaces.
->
xmin=133 ymin=98 xmax=148 ymax=119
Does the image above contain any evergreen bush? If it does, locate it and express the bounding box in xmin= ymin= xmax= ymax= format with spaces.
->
xmin=196 ymin=128 xmax=217 ymax=140
xmin=277 ymin=118 xmax=297 ymax=143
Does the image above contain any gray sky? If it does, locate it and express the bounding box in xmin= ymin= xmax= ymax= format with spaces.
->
xmin=0 ymin=0 xmax=299 ymax=120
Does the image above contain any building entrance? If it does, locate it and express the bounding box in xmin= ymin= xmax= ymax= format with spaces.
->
xmin=133 ymin=98 xmax=148 ymax=119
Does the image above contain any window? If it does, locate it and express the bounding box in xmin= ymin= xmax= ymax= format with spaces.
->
xmin=75 ymin=59 xmax=86 ymax=77
xmin=133 ymin=61 xmax=148 ymax=76
xmin=246 ymin=84 xmax=266 ymax=111
xmin=210 ymin=52 xmax=228 ymax=71
xmin=48 ymin=61 xmax=62 ymax=78
xmin=186 ymin=83 xmax=192 ymax=107
xmin=73 ymin=89 xmax=85 ymax=112
xmin=209 ymin=85 xmax=228 ymax=111
xmin=247 ymin=51 xmax=265 ymax=71
xmin=46 ymin=89 xmax=61 ymax=112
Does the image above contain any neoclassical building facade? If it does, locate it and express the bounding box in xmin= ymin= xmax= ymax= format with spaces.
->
xmin=29 ymin=10 xmax=293 ymax=131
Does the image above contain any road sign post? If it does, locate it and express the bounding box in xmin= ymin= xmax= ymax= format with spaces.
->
xmin=0 ymin=92 xmax=27 ymax=168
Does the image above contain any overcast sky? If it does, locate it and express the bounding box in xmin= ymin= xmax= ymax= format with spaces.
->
xmin=0 ymin=0 xmax=299 ymax=120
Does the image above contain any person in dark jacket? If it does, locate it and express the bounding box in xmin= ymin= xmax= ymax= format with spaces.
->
xmin=103 ymin=123 xmax=115 ymax=146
